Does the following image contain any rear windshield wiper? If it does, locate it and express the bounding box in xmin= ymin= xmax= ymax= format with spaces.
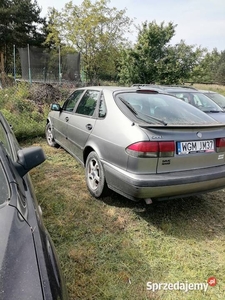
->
xmin=137 ymin=110 xmax=168 ymax=125
xmin=119 ymin=97 xmax=167 ymax=125
xmin=119 ymin=97 xmax=138 ymax=115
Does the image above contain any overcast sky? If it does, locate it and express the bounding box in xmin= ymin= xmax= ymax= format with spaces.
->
xmin=37 ymin=0 xmax=225 ymax=52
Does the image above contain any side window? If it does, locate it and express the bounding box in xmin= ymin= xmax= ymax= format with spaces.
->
xmin=62 ymin=90 xmax=84 ymax=112
xmin=0 ymin=162 xmax=10 ymax=205
xmin=98 ymin=94 xmax=107 ymax=118
xmin=0 ymin=122 xmax=12 ymax=157
xmin=75 ymin=90 xmax=99 ymax=116
xmin=193 ymin=95 xmax=202 ymax=107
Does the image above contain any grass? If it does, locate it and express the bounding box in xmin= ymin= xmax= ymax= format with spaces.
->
xmin=193 ymin=84 xmax=225 ymax=96
xmin=2 ymin=81 xmax=225 ymax=299
xmin=0 ymin=84 xmax=49 ymax=139
xmin=24 ymin=137 xmax=225 ymax=300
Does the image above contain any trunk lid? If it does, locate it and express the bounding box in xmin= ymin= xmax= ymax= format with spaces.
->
xmin=140 ymin=124 xmax=225 ymax=174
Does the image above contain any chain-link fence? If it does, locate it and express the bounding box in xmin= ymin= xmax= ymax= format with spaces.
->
xmin=18 ymin=46 xmax=81 ymax=84
xmin=0 ymin=45 xmax=81 ymax=88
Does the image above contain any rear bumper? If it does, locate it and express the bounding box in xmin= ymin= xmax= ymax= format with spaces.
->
xmin=103 ymin=162 xmax=225 ymax=201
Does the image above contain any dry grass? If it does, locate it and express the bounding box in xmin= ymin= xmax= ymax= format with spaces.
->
xmin=26 ymin=138 xmax=225 ymax=300
xmin=193 ymin=84 xmax=225 ymax=96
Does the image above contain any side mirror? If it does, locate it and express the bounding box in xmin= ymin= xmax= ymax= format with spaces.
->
xmin=51 ymin=103 xmax=61 ymax=111
xmin=13 ymin=146 xmax=46 ymax=177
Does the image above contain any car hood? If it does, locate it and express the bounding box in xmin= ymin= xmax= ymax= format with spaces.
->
xmin=0 ymin=204 xmax=43 ymax=300
xmin=205 ymin=111 xmax=225 ymax=124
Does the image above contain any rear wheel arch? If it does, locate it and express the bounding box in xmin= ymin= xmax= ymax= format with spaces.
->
xmin=85 ymin=150 xmax=108 ymax=198
xmin=83 ymin=146 xmax=95 ymax=165
xmin=83 ymin=146 xmax=102 ymax=166
xmin=45 ymin=120 xmax=58 ymax=148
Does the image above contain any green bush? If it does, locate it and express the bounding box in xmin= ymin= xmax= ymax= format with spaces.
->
xmin=0 ymin=84 xmax=50 ymax=141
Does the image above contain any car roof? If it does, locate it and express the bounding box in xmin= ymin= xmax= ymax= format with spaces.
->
xmin=76 ymin=86 xmax=131 ymax=90
xmin=75 ymin=85 xmax=164 ymax=93
xmin=161 ymin=86 xmax=198 ymax=92
xmin=198 ymin=89 xmax=216 ymax=94
xmin=131 ymin=84 xmax=199 ymax=92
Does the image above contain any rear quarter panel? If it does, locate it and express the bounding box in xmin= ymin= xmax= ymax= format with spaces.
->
xmin=87 ymin=89 xmax=153 ymax=171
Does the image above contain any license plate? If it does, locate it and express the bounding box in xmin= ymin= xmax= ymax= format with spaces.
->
xmin=177 ymin=140 xmax=214 ymax=155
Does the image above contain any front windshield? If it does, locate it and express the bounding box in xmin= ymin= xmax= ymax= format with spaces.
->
xmin=0 ymin=162 xmax=10 ymax=205
xmin=169 ymin=91 xmax=223 ymax=112
xmin=116 ymin=91 xmax=218 ymax=125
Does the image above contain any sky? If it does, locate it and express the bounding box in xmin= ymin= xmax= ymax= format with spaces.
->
xmin=36 ymin=0 xmax=225 ymax=52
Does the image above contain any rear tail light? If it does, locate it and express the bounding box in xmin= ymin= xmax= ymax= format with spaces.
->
xmin=216 ymin=138 xmax=225 ymax=152
xmin=126 ymin=141 xmax=175 ymax=157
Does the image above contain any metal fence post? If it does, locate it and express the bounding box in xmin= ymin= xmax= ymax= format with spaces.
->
xmin=27 ymin=44 xmax=32 ymax=84
xmin=59 ymin=45 xmax=62 ymax=85
xmin=13 ymin=45 xmax=16 ymax=82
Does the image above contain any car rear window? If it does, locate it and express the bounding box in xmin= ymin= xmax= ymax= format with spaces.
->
xmin=0 ymin=162 xmax=10 ymax=205
xmin=116 ymin=92 xmax=219 ymax=125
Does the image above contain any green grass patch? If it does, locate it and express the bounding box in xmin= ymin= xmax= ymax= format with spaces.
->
xmin=26 ymin=138 xmax=225 ymax=300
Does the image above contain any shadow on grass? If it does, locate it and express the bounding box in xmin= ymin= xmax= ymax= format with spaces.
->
xmin=100 ymin=189 xmax=225 ymax=241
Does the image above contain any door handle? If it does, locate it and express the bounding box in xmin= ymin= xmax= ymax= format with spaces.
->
xmin=86 ymin=124 xmax=92 ymax=130
xmin=65 ymin=117 xmax=69 ymax=122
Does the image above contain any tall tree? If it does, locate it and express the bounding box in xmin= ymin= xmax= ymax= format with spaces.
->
xmin=118 ymin=21 xmax=176 ymax=84
xmin=215 ymin=50 xmax=225 ymax=84
xmin=157 ymin=42 xmax=206 ymax=84
xmin=0 ymin=0 xmax=46 ymax=72
xmin=118 ymin=21 xmax=205 ymax=85
xmin=45 ymin=0 xmax=132 ymax=83
xmin=191 ymin=48 xmax=220 ymax=83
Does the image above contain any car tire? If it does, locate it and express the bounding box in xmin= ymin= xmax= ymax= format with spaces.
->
xmin=85 ymin=151 xmax=108 ymax=198
xmin=45 ymin=123 xmax=58 ymax=147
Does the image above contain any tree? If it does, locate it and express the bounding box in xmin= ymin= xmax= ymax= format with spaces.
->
xmin=44 ymin=8 xmax=62 ymax=49
xmin=216 ymin=63 xmax=225 ymax=85
xmin=45 ymin=0 xmax=132 ymax=83
xmin=157 ymin=42 xmax=206 ymax=84
xmin=191 ymin=48 xmax=221 ymax=83
xmin=215 ymin=50 xmax=225 ymax=84
xmin=118 ymin=21 xmax=176 ymax=84
xmin=0 ymin=0 xmax=46 ymax=73
xmin=118 ymin=21 xmax=205 ymax=85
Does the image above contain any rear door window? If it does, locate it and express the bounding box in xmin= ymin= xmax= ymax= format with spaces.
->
xmin=75 ymin=90 xmax=99 ymax=116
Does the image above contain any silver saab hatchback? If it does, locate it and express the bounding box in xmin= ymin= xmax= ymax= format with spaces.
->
xmin=46 ymin=86 xmax=225 ymax=203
